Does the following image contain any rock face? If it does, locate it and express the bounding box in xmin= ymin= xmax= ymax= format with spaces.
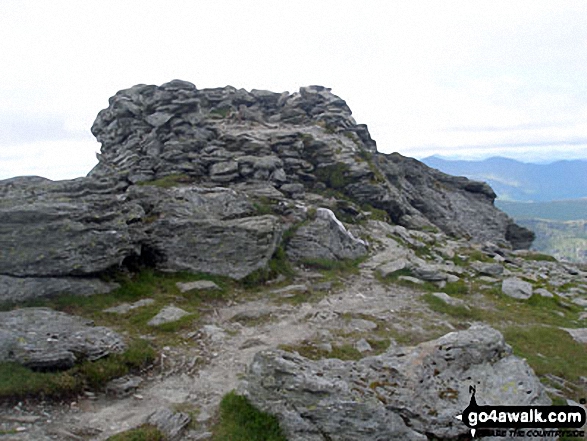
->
xmin=286 ymin=208 xmax=367 ymax=262
xmin=0 ymin=80 xmax=532 ymax=301
xmin=0 ymin=307 xmax=126 ymax=369
xmin=240 ymin=324 xmax=551 ymax=441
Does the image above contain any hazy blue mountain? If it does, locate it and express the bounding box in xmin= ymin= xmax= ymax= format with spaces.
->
xmin=421 ymin=156 xmax=587 ymax=202
xmin=495 ymin=199 xmax=587 ymax=221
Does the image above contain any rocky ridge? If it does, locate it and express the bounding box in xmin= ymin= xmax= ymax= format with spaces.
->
xmin=1 ymin=81 xmax=584 ymax=440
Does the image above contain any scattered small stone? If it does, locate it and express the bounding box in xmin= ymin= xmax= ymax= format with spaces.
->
xmin=376 ymin=259 xmax=409 ymax=278
xmin=431 ymin=292 xmax=468 ymax=308
xmin=316 ymin=342 xmax=333 ymax=353
xmin=240 ymin=338 xmax=267 ymax=349
xmin=106 ymin=375 xmax=143 ymax=397
xmin=471 ymin=262 xmax=504 ymax=277
xmin=348 ymin=319 xmax=377 ymax=331
xmin=572 ymin=297 xmax=587 ymax=308
xmin=313 ymin=281 xmax=333 ymax=291
xmin=103 ymin=298 xmax=155 ymax=314
xmin=445 ymin=274 xmax=460 ymax=283
xmin=201 ymin=324 xmax=226 ymax=342
xmin=478 ymin=276 xmax=498 ymax=284
xmin=176 ymin=280 xmax=220 ymax=293
xmin=355 ymin=338 xmax=372 ymax=353
xmin=501 ymin=277 xmax=533 ymax=300
xmin=1 ymin=415 xmax=41 ymax=423
xmin=147 ymin=407 xmax=191 ymax=441
xmin=562 ymin=328 xmax=587 ymax=344
xmin=534 ymin=288 xmax=554 ymax=298
xmin=270 ymin=284 xmax=308 ymax=295
xmin=148 ymin=305 xmax=191 ymax=326
xmin=398 ymin=275 xmax=425 ymax=285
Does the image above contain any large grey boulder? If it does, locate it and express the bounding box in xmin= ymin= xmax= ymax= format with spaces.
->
xmin=147 ymin=215 xmax=282 ymax=279
xmin=502 ymin=277 xmax=533 ymax=299
xmin=0 ymin=177 xmax=141 ymax=278
xmin=286 ymin=208 xmax=368 ymax=262
xmin=240 ymin=324 xmax=551 ymax=441
xmin=0 ymin=307 xmax=126 ymax=369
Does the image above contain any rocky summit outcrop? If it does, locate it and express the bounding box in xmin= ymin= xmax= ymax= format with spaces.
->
xmin=0 ymin=80 xmax=533 ymax=302
xmin=240 ymin=324 xmax=552 ymax=441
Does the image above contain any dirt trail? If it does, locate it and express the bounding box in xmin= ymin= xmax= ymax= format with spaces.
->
xmin=0 ymin=234 xmax=453 ymax=440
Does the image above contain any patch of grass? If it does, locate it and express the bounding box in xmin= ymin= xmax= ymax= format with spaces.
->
xmin=315 ymin=163 xmax=351 ymax=190
xmin=468 ymin=249 xmax=492 ymax=262
xmin=0 ymin=362 xmax=82 ymax=400
xmin=330 ymin=344 xmax=363 ymax=361
xmin=443 ymin=280 xmax=470 ymax=296
xmin=252 ymin=196 xmax=278 ymax=216
xmin=209 ymin=107 xmax=232 ymax=118
xmin=107 ymin=425 xmax=165 ymax=441
xmin=279 ymin=341 xmax=363 ymax=361
xmin=422 ymin=293 xmax=484 ymax=321
xmin=502 ymin=326 xmax=587 ymax=400
xmin=137 ymin=173 xmax=192 ymax=189
xmin=522 ymin=252 xmax=558 ymax=262
xmin=241 ymin=246 xmax=295 ymax=289
xmin=211 ymin=391 xmax=287 ymax=441
xmin=0 ymin=339 xmax=155 ymax=401
xmin=301 ymin=257 xmax=361 ymax=274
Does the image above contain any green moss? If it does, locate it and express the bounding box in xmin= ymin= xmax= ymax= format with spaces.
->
xmin=209 ymin=107 xmax=231 ymax=118
xmin=315 ymin=163 xmax=351 ymax=190
xmin=211 ymin=391 xmax=287 ymax=441
xmin=107 ymin=425 xmax=165 ymax=441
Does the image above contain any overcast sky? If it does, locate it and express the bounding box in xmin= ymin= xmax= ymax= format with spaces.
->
xmin=1 ymin=1 xmax=586 ymax=180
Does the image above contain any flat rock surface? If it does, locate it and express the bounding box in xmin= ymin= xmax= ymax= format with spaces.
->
xmin=148 ymin=305 xmax=191 ymax=327
xmin=176 ymin=280 xmax=220 ymax=293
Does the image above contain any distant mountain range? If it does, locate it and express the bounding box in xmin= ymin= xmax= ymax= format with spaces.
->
xmin=421 ymin=156 xmax=587 ymax=202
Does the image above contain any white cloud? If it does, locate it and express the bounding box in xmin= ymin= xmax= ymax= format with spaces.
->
xmin=0 ymin=139 xmax=98 ymax=180
xmin=0 ymin=0 xmax=586 ymax=178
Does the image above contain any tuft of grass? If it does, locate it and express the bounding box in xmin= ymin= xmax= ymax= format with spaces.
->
xmin=211 ymin=391 xmax=287 ymax=441
xmin=443 ymin=280 xmax=470 ymax=296
xmin=209 ymin=107 xmax=231 ymax=118
xmin=315 ymin=163 xmax=351 ymax=190
xmin=241 ymin=246 xmax=295 ymax=289
xmin=522 ymin=252 xmax=558 ymax=262
xmin=107 ymin=424 xmax=165 ymax=441
xmin=252 ymin=196 xmax=279 ymax=216
xmin=0 ymin=362 xmax=82 ymax=400
xmin=503 ymin=326 xmax=587 ymax=400
xmin=422 ymin=293 xmax=484 ymax=321
xmin=300 ymin=257 xmax=362 ymax=274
